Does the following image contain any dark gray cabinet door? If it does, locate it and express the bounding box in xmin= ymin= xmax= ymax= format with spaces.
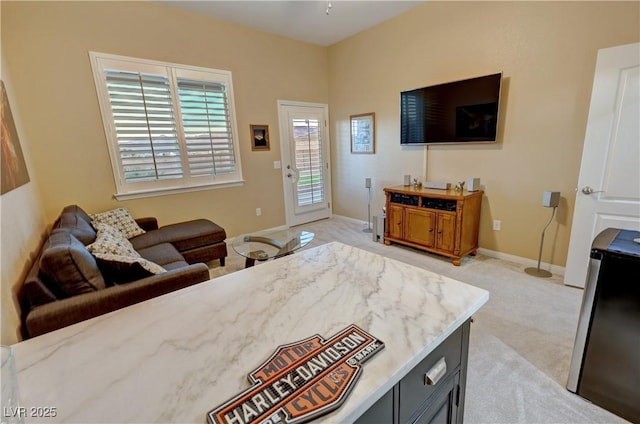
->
xmin=353 ymin=320 xmax=470 ymax=424
xmin=354 ymin=388 xmax=396 ymax=424
xmin=412 ymin=372 xmax=460 ymax=424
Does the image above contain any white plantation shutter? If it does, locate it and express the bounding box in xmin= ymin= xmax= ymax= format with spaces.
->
xmin=90 ymin=52 xmax=243 ymax=198
xmin=105 ymin=70 xmax=183 ymax=182
xmin=177 ymin=79 xmax=236 ymax=176
xmin=293 ymin=118 xmax=324 ymax=207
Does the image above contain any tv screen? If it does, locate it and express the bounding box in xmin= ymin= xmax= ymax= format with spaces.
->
xmin=400 ymin=73 xmax=502 ymax=145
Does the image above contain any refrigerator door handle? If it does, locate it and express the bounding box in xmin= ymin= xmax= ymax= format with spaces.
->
xmin=567 ymin=256 xmax=602 ymax=392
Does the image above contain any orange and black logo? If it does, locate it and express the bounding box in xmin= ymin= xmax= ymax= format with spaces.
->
xmin=207 ymin=324 xmax=384 ymax=424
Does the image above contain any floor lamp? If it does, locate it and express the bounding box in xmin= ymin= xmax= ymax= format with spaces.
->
xmin=363 ymin=178 xmax=372 ymax=233
xmin=525 ymin=191 xmax=560 ymax=278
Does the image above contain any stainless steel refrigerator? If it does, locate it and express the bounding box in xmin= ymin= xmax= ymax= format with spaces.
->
xmin=567 ymin=228 xmax=640 ymax=423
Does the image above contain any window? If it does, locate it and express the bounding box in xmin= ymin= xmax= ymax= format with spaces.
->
xmin=90 ymin=52 xmax=243 ymax=199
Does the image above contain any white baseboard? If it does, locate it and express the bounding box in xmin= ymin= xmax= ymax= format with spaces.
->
xmin=478 ymin=248 xmax=566 ymax=276
xmin=305 ymin=216 xmax=567 ymax=276
xmin=332 ymin=214 xmax=369 ymax=227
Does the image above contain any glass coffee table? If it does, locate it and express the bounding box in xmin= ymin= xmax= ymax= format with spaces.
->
xmin=232 ymin=229 xmax=315 ymax=268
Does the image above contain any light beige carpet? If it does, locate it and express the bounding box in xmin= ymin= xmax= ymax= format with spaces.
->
xmin=207 ymin=216 xmax=627 ymax=424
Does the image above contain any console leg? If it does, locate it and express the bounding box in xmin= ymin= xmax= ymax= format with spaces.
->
xmin=452 ymin=258 xmax=462 ymax=266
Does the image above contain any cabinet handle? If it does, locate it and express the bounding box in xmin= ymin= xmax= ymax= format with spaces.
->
xmin=424 ymin=357 xmax=447 ymax=386
xmin=428 ymin=228 xmax=434 ymax=232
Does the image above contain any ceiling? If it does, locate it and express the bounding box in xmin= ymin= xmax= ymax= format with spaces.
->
xmin=155 ymin=1 xmax=427 ymax=46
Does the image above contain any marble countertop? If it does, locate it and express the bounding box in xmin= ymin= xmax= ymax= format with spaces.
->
xmin=11 ymin=242 xmax=488 ymax=423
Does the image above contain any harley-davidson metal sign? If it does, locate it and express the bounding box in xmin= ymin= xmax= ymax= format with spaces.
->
xmin=207 ymin=324 xmax=384 ymax=424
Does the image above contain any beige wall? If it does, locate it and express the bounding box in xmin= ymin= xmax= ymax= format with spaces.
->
xmin=1 ymin=0 xmax=328 ymax=235
xmin=328 ymin=1 xmax=639 ymax=267
xmin=1 ymin=48 xmax=49 ymax=344
xmin=0 ymin=0 xmax=328 ymax=344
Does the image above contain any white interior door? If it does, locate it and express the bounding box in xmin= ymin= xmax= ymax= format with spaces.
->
xmin=278 ymin=101 xmax=332 ymax=226
xmin=564 ymin=43 xmax=640 ymax=288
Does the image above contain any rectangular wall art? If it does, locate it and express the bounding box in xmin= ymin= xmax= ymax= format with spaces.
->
xmin=1 ymin=81 xmax=30 ymax=195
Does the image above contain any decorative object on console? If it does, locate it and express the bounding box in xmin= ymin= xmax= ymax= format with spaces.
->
xmin=455 ymin=181 xmax=466 ymax=191
xmin=364 ymin=178 xmax=372 ymax=233
xmin=467 ymin=178 xmax=480 ymax=192
xmin=525 ymin=191 xmax=560 ymax=278
xmin=350 ymin=113 xmax=375 ymax=154
xmin=403 ymin=174 xmax=411 ymax=186
xmin=423 ymin=181 xmax=451 ymax=190
xmin=250 ymin=124 xmax=270 ymax=151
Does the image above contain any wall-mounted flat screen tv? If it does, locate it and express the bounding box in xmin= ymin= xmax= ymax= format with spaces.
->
xmin=400 ymin=73 xmax=502 ymax=145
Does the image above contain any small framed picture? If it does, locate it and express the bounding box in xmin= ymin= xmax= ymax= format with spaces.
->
xmin=250 ymin=124 xmax=270 ymax=151
xmin=350 ymin=113 xmax=375 ymax=154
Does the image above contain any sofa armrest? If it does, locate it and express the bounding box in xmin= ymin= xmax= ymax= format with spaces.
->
xmin=136 ymin=217 xmax=159 ymax=231
xmin=25 ymin=263 xmax=210 ymax=338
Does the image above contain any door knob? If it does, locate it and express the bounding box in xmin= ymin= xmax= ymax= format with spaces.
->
xmin=581 ymin=186 xmax=603 ymax=195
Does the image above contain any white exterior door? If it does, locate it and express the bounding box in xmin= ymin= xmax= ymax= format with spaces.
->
xmin=564 ymin=43 xmax=640 ymax=288
xmin=278 ymin=101 xmax=332 ymax=227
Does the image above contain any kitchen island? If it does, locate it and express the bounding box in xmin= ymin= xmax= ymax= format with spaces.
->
xmin=10 ymin=242 xmax=488 ymax=423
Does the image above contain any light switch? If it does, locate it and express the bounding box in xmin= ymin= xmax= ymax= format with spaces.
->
xmin=274 ymin=161 xmax=281 ymax=169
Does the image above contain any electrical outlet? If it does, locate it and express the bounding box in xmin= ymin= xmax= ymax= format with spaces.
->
xmin=256 ymin=208 xmax=262 ymax=216
xmin=493 ymin=220 xmax=501 ymax=231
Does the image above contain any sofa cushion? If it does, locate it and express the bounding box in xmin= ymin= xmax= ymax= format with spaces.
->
xmin=39 ymin=229 xmax=106 ymax=297
xmin=55 ymin=209 xmax=97 ymax=245
xmin=90 ymin=207 xmax=146 ymax=239
xmin=61 ymin=204 xmax=93 ymax=225
xmin=130 ymin=219 xmax=226 ymax=251
xmin=96 ymin=258 xmax=165 ymax=284
xmin=136 ymin=243 xmax=186 ymax=267
xmin=87 ymin=223 xmax=165 ymax=282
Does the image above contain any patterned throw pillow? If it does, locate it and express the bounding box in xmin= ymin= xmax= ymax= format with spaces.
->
xmin=87 ymin=223 xmax=165 ymax=276
xmin=90 ymin=207 xmax=145 ymax=239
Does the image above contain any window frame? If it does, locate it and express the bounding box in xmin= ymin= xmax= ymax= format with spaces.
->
xmin=89 ymin=51 xmax=244 ymax=200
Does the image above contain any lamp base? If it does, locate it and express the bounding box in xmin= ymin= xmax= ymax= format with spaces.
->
xmin=524 ymin=267 xmax=552 ymax=278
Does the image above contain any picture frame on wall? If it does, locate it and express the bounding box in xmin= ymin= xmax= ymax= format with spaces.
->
xmin=1 ymin=80 xmax=30 ymax=195
xmin=250 ymin=124 xmax=270 ymax=151
xmin=350 ymin=113 xmax=375 ymax=154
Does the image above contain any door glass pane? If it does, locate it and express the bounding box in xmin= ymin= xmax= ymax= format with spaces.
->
xmin=292 ymin=118 xmax=324 ymax=207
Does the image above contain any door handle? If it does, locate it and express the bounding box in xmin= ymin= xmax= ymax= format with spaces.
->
xmin=581 ymin=186 xmax=604 ymax=195
xmin=287 ymin=167 xmax=299 ymax=182
xmin=425 ymin=357 xmax=447 ymax=386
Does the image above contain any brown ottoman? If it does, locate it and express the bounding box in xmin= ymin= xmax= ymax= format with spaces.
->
xmin=131 ymin=219 xmax=227 ymax=266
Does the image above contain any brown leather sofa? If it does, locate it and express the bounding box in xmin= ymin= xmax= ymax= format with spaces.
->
xmin=21 ymin=205 xmax=227 ymax=338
